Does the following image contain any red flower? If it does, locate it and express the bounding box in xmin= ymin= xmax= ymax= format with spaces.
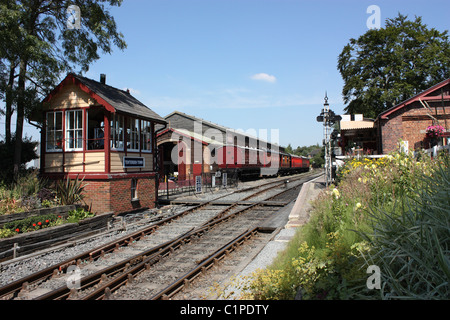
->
xmin=33 ymin=223 xmax=36 ymax=227
xmin=15 ymin=228 xmax=20 ymax=232
xmin=38 ymin=222 xmax=42 ymax=226
xmin=45 ymin=219 xmax=49 ymax=223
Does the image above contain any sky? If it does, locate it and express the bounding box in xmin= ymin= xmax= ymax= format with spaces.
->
xmin=8 ymin=0 xmax=450 ymax=149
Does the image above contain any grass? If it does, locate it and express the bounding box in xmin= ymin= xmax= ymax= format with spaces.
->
xmin=239 ymin=151 xmax=449 ymax=300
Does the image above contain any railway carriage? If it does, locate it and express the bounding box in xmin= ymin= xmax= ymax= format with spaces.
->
xmin=216 ymin=145 xmax=309 ymax=179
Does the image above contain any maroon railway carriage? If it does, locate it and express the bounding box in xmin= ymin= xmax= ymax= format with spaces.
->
xmin=216 ymin=145 xmax=309 ymax=179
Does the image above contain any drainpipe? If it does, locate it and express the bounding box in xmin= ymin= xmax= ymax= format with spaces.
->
xmin=154 ymin=121 xmax=168 ymax=207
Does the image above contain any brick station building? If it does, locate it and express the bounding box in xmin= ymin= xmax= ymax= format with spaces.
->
xmin=339 ymin=78 xmax=450 ymax=155
xmin=36 ymin=73 xmax=167 ymax=214
xmin=376 ymin=78 xmax=450 ymax=154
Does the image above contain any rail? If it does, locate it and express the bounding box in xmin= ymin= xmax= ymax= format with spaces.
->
xmin=0 ymin=171 xmax=318 ymax=300
xmin=150 ymin=227 xmax=259 ymax=300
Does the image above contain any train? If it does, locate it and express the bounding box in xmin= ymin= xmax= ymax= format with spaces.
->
xmin=216 ymin=145 xmax=310 ymax=179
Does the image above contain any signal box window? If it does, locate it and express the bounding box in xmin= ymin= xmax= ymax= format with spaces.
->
xmin=46 ymin=111 xmax=63 ymax=152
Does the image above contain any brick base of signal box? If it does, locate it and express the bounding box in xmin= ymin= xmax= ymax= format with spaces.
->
xmin=83 ymin=176 xmax=157 ymax=214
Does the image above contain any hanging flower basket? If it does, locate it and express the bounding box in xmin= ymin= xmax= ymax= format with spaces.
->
xmin=425 ymin=125 xmax=445 ymax=148
xmin=426 ymin=125 xmax=445 ymax=138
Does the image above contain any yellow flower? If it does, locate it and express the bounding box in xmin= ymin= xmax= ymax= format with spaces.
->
xmin=332 ymin=188 xmax=340 ymax=199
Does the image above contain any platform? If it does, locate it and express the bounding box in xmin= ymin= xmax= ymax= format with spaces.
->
xmin=286 ymin=174 xmax=326 ymax=228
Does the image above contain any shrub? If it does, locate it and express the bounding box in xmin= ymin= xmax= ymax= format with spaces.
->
xmin=3 ymin=213 xmax=58 ymax=234
xmin=0 ymin=171 xmax=56 ymax=215
xmin=356 ymin=161 xmax=450 ymax=299
xmin=0 ymin=135 xmax=39 ymax=185
xmin=66 ymin=207 xmax=94 ymax=223
xmin=241 ymin=151 xmax=449 ymax=300
xmin=56 ymin=175 xmax=87 ymax=205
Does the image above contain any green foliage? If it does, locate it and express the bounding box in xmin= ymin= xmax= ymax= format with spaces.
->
xmin=0 ymin=207 xmax=96 ymax=238
xmin=3 ymin=213 xmax=58 ymax=235
xmin=338 ymin=13 xmax=450 ymax=118
xmin=0 ymin=0 xmax=127 ymax=176
xmin=241 ymin=151 xmax=449 ymax=300
xmin=0 ymin=136 xmax=39 ymax=184
xmin=0 ymin=170 xmax=51 ymax=215
xmin=358 ymin=162 xmax=450 ymax=299
xmin=66 ymin=207 xmax=94 ymax=223
xmin=56 ymin=175 xmax=87 ymax=205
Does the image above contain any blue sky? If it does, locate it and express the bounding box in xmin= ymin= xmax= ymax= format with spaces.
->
xmin=14 ymin=0 xmax=450 ymax=148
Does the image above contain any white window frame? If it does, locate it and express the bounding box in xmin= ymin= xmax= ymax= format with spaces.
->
xmin=127 ymin=117 xmax=140 ymax=152
xmin=140 ymin=120 xmax=152 ymax=153
xmin=110 ymin=114 xmax=124 ymax=151
xmin=65 ymin=109 xmax=83 ymax=151
xmin=46 ymin=111 xmax=63 ymax=152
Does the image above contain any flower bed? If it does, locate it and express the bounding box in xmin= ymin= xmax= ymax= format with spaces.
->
xmin=0 ymin=210 xmax=113 ymax=261
xmin=0 ymin=205 xmax=79 ymax=237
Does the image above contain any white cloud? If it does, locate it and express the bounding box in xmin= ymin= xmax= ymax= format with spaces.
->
xmin=250 ymin=73 xmax=277 ymax=83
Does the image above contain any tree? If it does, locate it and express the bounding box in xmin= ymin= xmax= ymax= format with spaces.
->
xmin=338 ymin=14 xmax=450 ymax=118
xmin=285 ymin=143 xmax=293 ymax=154
xmin=0 ymin=135 xmax=38 ymax=184
xmin=0 ymin=0 xmax=127 ymax=178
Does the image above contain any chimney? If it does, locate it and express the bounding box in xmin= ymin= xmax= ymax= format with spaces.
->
xmin=100 ymin=74 xmax=106 ymax=84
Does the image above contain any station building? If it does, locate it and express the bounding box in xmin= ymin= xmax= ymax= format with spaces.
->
xmin=36 ymin=73 xmax=166 ymax=214
xmin=338 ymin=78 xmax=450 ymax=155
xmin=376 ymin=78 xmax=450 ymax=154
xmin=156 ymin=111 xmax=283 ymax=181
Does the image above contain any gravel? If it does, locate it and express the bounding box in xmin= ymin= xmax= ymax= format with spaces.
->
xmin=0 ymin=173 xmax=312 ymax=292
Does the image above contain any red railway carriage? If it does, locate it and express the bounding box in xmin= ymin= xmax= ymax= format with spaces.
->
xmin=291 ymin=155 xmax=303 ymax=168
xmin=217 ymin=145 xmax=309 ymax=178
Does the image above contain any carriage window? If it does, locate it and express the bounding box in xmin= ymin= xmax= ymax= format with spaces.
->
xmin=46 ymin=111 xmax=63 ymax=151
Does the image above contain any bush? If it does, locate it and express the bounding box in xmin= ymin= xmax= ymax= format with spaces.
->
xmin=0 ymin=207 xmax=96 ymax=238
xmin=240 ymin=151 xmax=449 ymax=300
xmin=0 ymin=135 xmax=39 ymax=185
xmin=56 ymin=175 xmax=87 ymax=205
xmin=3 ymin=213 xmax=59 ymax=235
xmin=356 ymin=162 xmax=450 ymax=299
xmin=0 ymin=171 xmax=52 ymax=215
xmin=66 ymin=207 xmax=94 ymax=223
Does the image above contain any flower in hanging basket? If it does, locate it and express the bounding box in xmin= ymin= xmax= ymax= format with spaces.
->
xmin=426 ymin=125 xmax=445 ymax=138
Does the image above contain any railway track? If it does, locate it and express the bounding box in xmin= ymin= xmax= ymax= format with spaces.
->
xmin=0 ymin=171 xmax=320 ymax=300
